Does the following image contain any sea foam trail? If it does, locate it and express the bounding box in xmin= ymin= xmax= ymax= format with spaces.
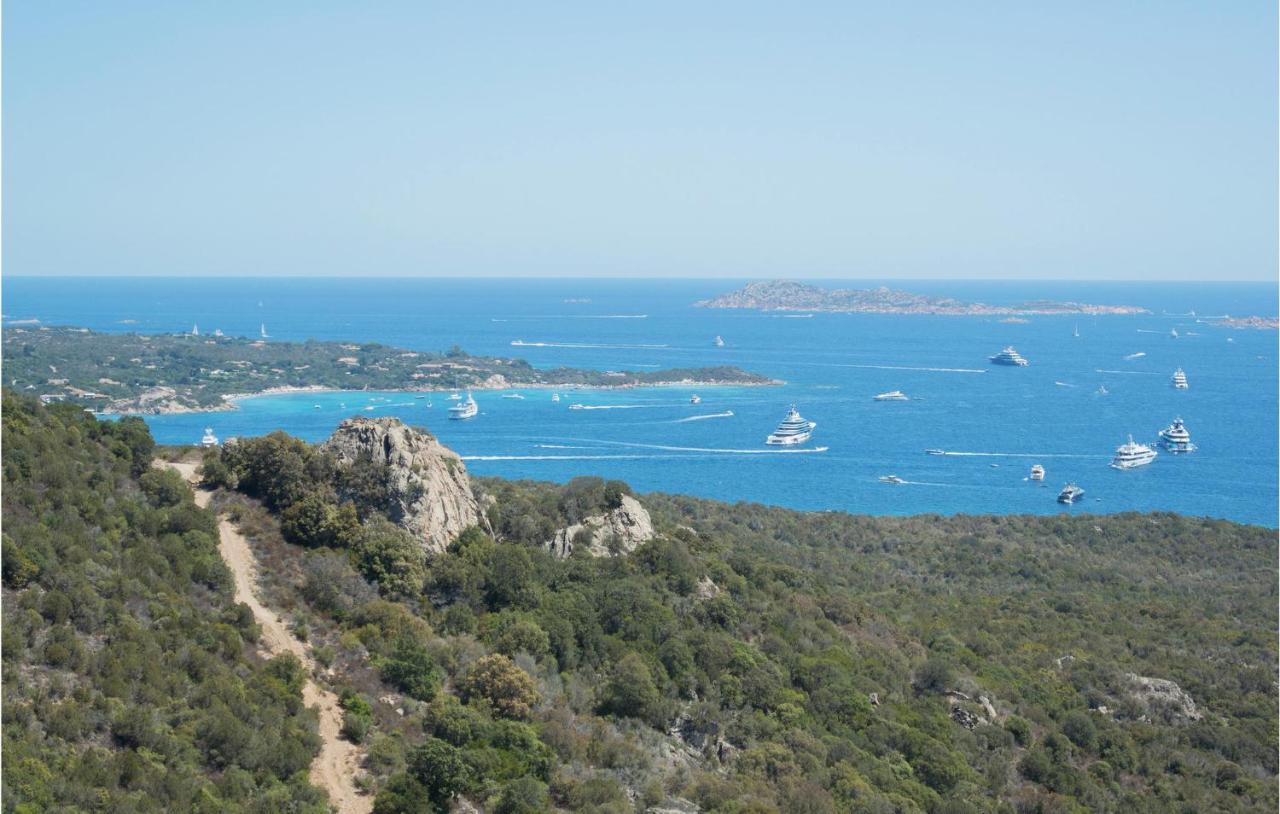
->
xmin=789 ymin=362 xmax=987 ymax=374
xmin=1054 ymin=381 xmax=1077 ymax=388
xmin=462 ymin=454 xmax=677 ymax=461
xmin=569 ymin=404 xmax=654 ymax=410
xmin=1096 ymin=369 xmax=1162 ymax=376
xmin=511 ymin=340 xmax=671 ymax=349
xmin=558 ymin=438 xmax=829 ymax=454
xmin=671 ymin=411 xmax=735 ymax=423
xmin=936 ymin=451 xmax=1109 ymax=459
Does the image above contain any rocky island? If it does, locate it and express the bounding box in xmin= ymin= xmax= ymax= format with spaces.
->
xmin=697 ymin=279 xmax=1150 ymax=315
xmin=3 ymin=326 xmax=778 ymax=414
xmin=1216 ymin=315 xmax=1279 ymax=330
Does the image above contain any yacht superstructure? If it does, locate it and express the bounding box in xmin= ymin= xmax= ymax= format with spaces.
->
xmin=1057 ymin=483 xmax=1085 ymax=504
xmin=448 ymin=393 xmax=478 ymax=420
xmin=765 ymin=406 xmax=816 ymax=446
xmin=1110 ymin=436 xmax=1157 ymax=470
xmin=1158 ymin=417 xmax=1197 ymax=453
xmin=989 ymin=346 xmax=1029 ymax=366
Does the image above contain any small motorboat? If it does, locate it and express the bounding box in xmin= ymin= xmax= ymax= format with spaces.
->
xmin=1029 ymin=464 xmax=1045 ymax=481
xmin=873 ymin=390 xmax=909 ymax=401
xmin=502 ymin=393 xmax=525 ymax=400
xmin=925 ymin=448 xmax=946 ymax=456
xmin=690 ymin=394 xmax=701 ymax=405
xmin=879 ymin=475 xmax=906 ymax=484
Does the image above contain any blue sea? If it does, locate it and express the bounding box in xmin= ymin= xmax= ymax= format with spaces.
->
xmin=5 ymin=277 xmax=1277 ymax=526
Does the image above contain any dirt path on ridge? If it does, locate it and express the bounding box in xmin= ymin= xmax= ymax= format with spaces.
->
xmin=165 ymin=462 xmax=371 ymax=814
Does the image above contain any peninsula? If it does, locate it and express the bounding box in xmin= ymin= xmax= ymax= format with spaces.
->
xmin=697 ymin=280 xmax=1150 ymax=315
xmin=3 ymin=327 xmax=778 ymax=414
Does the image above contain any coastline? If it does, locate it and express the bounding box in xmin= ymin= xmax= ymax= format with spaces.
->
xmin=102 ymin=377 xmax=785 ymax=416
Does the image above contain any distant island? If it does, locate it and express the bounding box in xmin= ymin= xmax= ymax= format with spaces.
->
xmin=697 ymin=280 xmax=1150 ymax=315
xmin=1216 ymin=316 xmax=1279 ymax=330
xmin=3 ymin=327 xmax=778 ymax=414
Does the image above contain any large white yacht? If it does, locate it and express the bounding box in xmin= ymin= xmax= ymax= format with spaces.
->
xmin=448 ymin=393 xmax=478 ymax=420
xmin=199 ymin=427 xmax=219 ymax=447
xmin=1110 ymin=436 xmax=1157 ymax=470
xmin=1158 ymin=417 xmax=1197 ymax=453
xmin=989 ymin=346 xmax=1029 ymax=366
xmin=1171 ymin=368 xmax=1189 ymax=389
xmin=1029 ymin=464 xmax=1045 ymax=481
xmin=765 ymin=406 xmax=816 ymax=445
xmin=874 ymin=390 xmax=909 ymax=401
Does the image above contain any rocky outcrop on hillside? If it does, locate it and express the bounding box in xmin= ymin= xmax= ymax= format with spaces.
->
xmin=1124 ymin=673 xmax=1204 ymax=722
xmin=323 ymin=417 xmax=484 ymax=554
xmin=545 ymin=495 xmax=655 ymax=558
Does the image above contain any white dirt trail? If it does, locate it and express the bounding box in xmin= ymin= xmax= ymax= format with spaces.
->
xmin=166 ymin=462 xmax=371 ymax=814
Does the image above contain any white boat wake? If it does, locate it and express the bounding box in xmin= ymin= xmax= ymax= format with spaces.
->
xmin=1124 ymin=352 xmax=1147 ymax=360
xmin=935 ymin=451 xmax=1109 ymax=459
xmin=512 ymin=340 xmax=671 ymax=349
xmin=557 ymin=438 xmax=829 ymax=454
xmin=837 ymin=364 xmax=987 ymax=374
xmin=1095 ymin=368 xmax=1161 ymax=376
xmin=1054 ymin=381 xmax=1077 ymax=388
xmin=462 ymin=454 xmax=677 ymax=461
xmin=569 ymin=404 xmax=653 ymax=410
xmin=672 ymin=411 xmax=735 ymax=422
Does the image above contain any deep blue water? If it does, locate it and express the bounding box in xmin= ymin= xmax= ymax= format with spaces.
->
xmin=5 ymin=277 xmax=1277 ymax=526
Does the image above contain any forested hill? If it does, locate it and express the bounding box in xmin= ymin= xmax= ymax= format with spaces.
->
xmin=3 ymin=392 xmax=1276 ymax=813
xmin=1 ymin=326 xmax=774 ymax=414
xmin=1 ymin=391 xmax=329 ymax=811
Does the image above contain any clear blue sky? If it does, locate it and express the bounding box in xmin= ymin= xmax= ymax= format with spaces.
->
xmin=4 ymin=2 xmax=1276 ymax=280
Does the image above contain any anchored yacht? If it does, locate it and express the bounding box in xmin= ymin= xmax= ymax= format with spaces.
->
xmin=714 ymin=335 xmax=725 ymax=347
xmin=1110 ymin=436 xmax=1157 ymax=470
xmin=552 ymin=393 xmax=561 ymax=402
xmin=1158 ymin=417 xmax=1197 ymax=453
xmin=448 ymin=394 xmax=478 ymax=420
xmin=1057 ymin=483 xmax=1085 ymax=504
xmin=765 ymin=406 xmax=816 ymax=446
xmin=1029 ymin=464 xmax=1045 ymax=481
xmin=989 ymin=346 xmax=1029 ymax=366
xmin=873 ymin=390 xmax=909 ymax=401
xmin=199 ymin=427 xmax=219 ymax=447
xmin=1171 ymin=368 xmax=1189 ymax=389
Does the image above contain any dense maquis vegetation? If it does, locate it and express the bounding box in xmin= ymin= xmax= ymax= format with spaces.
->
xmin=1 ymin=392 xmax=328 ymax=813
xmin=2 ymin=327 xmax=774 ymax=413
xmin=194 ymin=424 xmax=1276 ymax=812
xmin=4 ymin=395 xmax=1276 ymax=814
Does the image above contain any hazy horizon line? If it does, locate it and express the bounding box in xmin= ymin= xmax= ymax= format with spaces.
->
xmin=4 ymin=274 xmax=1276 ymax=285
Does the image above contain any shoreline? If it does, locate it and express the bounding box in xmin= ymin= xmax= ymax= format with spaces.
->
xmin=101 ymin=378 xmax=784 ymax=416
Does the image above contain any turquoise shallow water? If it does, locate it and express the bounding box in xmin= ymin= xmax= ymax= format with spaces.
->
xmin=5 ymin=277 xmax=1277 ymax=525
